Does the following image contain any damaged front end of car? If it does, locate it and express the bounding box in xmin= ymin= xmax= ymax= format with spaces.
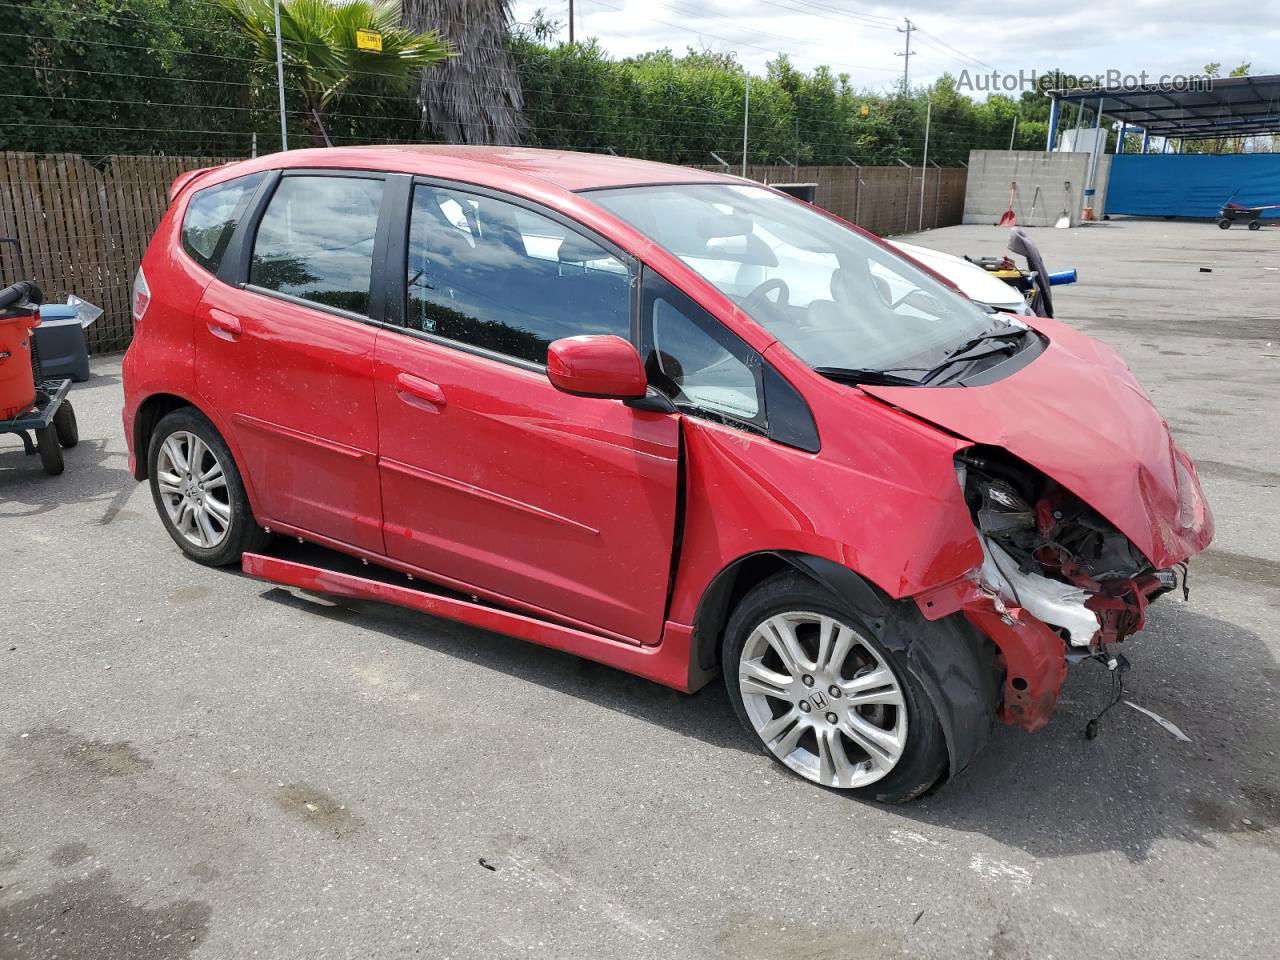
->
xmin=920 ymin=445 xmax=1203 ymax=732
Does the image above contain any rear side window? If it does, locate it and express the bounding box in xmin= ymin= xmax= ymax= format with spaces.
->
xmin=180 ymin=172 xmax=264 ymax=274
xmin=250 ymin=176 xmax=384 ymax=316
xmin=404 ymin=184 xmax=630 ymax=364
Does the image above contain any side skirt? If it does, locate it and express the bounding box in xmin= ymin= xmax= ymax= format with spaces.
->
xmin=241 ymin=553 xmax=707 ymax=693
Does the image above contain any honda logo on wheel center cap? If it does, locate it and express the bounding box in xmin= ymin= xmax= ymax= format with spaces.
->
xmin=809 ymin=690 xmax=828 ymax=710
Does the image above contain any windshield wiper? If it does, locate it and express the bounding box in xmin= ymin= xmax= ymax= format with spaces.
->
xmin=814 ymin=365 xmax=928 ymax=387
xmin=814 ymin=327 xmax=1030 ymax=389
xmin=920 ymin=327 xmax=1029 ymax=384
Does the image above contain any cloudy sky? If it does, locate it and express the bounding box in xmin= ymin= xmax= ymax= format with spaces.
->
xmin=511 ymin=0 xmax=1278 ymax=96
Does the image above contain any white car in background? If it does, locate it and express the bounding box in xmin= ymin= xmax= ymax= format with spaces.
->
xmin=889 ymin=241 xmax=1032 ymax=315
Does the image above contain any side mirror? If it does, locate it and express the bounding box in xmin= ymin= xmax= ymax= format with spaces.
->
xmin=546 ymin=335 xmax=648 ymax=400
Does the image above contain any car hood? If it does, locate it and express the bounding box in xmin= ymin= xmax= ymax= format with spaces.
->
xmin=860 ymin=316 xmax=1213 ymax=569
xmin=890 ymin=240 xmax=1027 ymax=311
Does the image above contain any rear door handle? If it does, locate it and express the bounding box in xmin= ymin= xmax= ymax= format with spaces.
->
xmin=394 ymin=372 xmax=447 ymax=411
xmin=207 ymin=309 xmax=243 ymax=340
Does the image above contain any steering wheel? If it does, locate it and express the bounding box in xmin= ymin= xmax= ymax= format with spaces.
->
xmin=742 ymin=278 xmax=791 ymax=327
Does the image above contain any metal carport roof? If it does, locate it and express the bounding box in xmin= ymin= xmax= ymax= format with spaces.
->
xmin=1047 ymin=74 xmax=1280 ymax=139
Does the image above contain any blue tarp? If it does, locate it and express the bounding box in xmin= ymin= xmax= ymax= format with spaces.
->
xmin=1106 ymin=153 xmax=1280 ymax=218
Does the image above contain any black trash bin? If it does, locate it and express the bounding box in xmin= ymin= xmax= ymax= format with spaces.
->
xmin=771 ymin=182 xmax=819 ymax=203
xmin=33 ymin=303 xmax=91 ymax=382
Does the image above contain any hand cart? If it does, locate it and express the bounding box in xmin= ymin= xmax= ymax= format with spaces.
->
xmin=0 ymin=275 xmax=78 ymax=476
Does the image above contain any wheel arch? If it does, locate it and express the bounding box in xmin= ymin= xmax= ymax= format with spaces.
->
xmin=131 ymin=394 xmax=258 ymax=519
xmin=132 ymin=392 xmax=196 ymax=480
xmin=697 ymin=550 xmax=1000 ymax=782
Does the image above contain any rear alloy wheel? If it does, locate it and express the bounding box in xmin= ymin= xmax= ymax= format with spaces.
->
xmin=148 ymin=407 xmax=269 ymax=566
xmin=155 ymin=430 xmax=232 ymax=550
xmin=724 ymin=573 xmax=947 ymax=802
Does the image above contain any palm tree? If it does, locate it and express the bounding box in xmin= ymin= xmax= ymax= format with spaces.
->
xmin=401 ymin=0 xmax=525 ymax=145
xmin=222 ymin=0 xmax=454 ymax=147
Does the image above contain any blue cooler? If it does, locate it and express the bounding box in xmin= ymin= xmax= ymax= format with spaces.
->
xmin=34 ymin=304 xmax=91 ymax=382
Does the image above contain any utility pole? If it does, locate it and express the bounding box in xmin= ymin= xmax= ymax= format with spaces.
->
xmin=742 ymin=72 xmax=751 ymax=177
xmin=895 ymin=18 xmax=916 ymax=93
xmin=919 ymin=99 xmax=931 ymax=232
xmin=274 ymin=0 xmax=288 ymax=149
xmin=793 ymin=115 xmax=799 ymax=179
xmin=568 ymin=0 xmax=574 ymax=43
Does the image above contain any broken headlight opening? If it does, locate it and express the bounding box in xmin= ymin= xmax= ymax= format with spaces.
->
xmin=956 ymin=447 xmax=1176 ymax=650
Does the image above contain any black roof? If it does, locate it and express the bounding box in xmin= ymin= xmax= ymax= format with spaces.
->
xmin=1049 ymin=74 xmax=1280 ymax=138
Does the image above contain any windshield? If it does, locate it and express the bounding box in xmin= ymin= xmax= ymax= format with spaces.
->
xmin=591 ymin=183 xmax=1010 ymax=375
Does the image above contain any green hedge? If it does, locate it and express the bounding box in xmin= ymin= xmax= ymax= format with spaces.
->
xmin=4 ymin=2 xmax=1051 ymax=162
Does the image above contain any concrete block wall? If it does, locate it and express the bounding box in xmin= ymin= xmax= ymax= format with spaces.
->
xmin=1091 ymin=153 xmax=1113 ymax=219
xmin=963 ymin=150 xmax=1092 ymax=228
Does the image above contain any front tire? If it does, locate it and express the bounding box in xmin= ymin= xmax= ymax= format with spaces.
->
xmin=36 ymin=423 xmax=64 ymax=475
xmin=724 ymin=572 xmax=948 ymax=803
xmin=147 ymin=407 xmax=268 ymax=566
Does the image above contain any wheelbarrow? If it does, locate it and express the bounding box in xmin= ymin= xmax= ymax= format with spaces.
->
xmin=1 ymin=279 xmax=78 ymax=475
xmin=1217 ymin=200 xmax=1280 ymax=230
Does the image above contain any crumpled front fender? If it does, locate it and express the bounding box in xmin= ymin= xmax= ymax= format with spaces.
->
xmin=915 ymin=575 xmax=1067 ymax=732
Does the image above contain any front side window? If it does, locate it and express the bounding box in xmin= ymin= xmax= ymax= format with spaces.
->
xmin=643 ymin=273 xmax=763 ymax=425
xmin=405 ymin=184 xmax=630 ymax=364
xmin=592 ymin=183 xmax=1012 ymax=379
xmin=180 ymin=172 xmax=264 ymax=274
xmin=250 ymin=176 xmax=384 ymax=315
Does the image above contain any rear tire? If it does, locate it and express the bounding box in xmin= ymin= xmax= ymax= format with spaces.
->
xmin=1248 ymin=220 xmax=1262 ymax=231
xmin=723 ymin=572 xmax=948 ymax=803
xmin=147 ymin=407 xmax=269 ymax=567
xmin=53 ymin=401 xmax=78 ymax=448
xmin=1218 ymin=218 xmax=1232 ymax=229
xmin=36 ymin=423 xmax=63 ymax=475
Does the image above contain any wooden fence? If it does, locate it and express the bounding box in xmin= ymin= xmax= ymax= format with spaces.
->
xmin=0 ymin=152 xmax=967 ymax=356
xmin=0 ymin=153 xmax=229 ymax=354
xmin=698 ymin=163 xmax=969 ymax=238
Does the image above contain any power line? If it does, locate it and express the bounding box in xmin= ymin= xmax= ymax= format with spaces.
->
xmin=913 ymin=28 xmax=993 ymax=71
xmin=759 ymin=0 xmax=899 ymax=28
xmin=580 ymin=0 xmax=899 ymax=74
xmin=643 ymin=0 xmax=898 ymax=74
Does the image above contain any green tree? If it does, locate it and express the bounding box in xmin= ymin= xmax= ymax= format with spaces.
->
xmin=221 ymin=0 xmax=453 ymax=146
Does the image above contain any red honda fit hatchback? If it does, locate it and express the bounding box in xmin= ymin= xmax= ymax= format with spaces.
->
xmin=123 ymin=146 xmax=1212 ymax=801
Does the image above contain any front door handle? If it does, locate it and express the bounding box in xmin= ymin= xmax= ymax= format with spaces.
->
xmin=394 ymin=372 xmax=447 ymax=411
xmin=207 ymin=309 xmax=243 ymax=340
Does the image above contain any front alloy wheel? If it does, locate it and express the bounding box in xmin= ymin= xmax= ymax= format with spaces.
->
xmin=724 ymin=572 xmax=948 ymax=802
xmin=739 ymin=611 xmax=907 ymax=789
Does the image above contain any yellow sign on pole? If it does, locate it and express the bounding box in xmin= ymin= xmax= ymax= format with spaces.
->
xmin=860 ymin=104 xmax=870 ymax=116
xmin=356 ymin=29 xmax=383 ymax=52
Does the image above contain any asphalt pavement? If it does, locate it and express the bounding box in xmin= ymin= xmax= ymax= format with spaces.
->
xmin=1 ymin=218 xmax=1277 ymax=959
